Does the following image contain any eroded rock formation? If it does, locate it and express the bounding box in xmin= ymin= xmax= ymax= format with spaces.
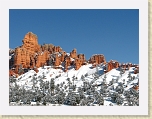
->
xmin=74 ymin=54 xmax=86 ymax=70
xmin=60 ymin=51 xmax=66 ymax=62
xmin=11 ymin=32 xmax=54 ymax=73
xmin=36 ymin=51 xmax=50 ymax=67
xmin=74 ymin=58 xmax=82 ymax=70
xmin=10 ymin=32 xmax=139 ymax=75
xmin=64 ymin=51 xmax=86 ymax=71
xmin=70 ymin=49 xmax=77 ymax=59
xmin=89 ymin=54 xmax=106 ymax=66
xmin=54 ymin=53 xmax=61 ymax=67
xmin=53 ymin=46 xmax=62 ymax=53
xmin=64 ymin=56 xmax=71 ymax=72
xmin=22 ymin=32 xmax=41 ymax=54
xmin=13 ymin=32 xmax=41 ymax=69
xmin=41 ymin=44 xmax=54 ymax=52
xmin=78 ymin=54 xmax=85 ymax=63
xmin=106 ymin=60 xmax=119 ymax=72
xmin=14 ymin=47 xmax=31 ymax=68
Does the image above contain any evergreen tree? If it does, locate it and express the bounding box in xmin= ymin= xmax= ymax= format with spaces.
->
xmin=48 ymin=58 xmax=53 ymax=66
xmin=119 ymin=67 xmax=123 ymax=76
xmin=50 ymin=78 xmax=55 ymax=95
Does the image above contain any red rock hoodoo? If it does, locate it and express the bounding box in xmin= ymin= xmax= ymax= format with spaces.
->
xmin=89 ymin=54 xmax=106 ymax=66
xmin=9 ymin=32 xmax=139 ymax=75
xmin=60 ymin=51 xmax=66 ymax=62
xmin=70 ymin=48 xmax=77 ymax=59
xmin=22 ymin=32 xmax=41 ymax=54
xmin=74 ymin=58 xmax=82 ymax=70
xmin=106 ymin=60 xmax=119 ymax=72
xmin=53 ymin=46 xmax=62 ymax=53
xmin=64 ymin=56 xmax=71 ymax=72
xmin=54 ymin=53 xmax=61 ymax=67
xmin=11 ymin=32 xmax=51 ymax=73
xmin=36 ymin=51 xmax=50 ymax=67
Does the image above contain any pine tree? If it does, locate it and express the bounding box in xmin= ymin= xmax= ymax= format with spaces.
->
xmin=72 ymin=75 xmax=75 ymax=86
xmin=48 ymin=58 xmax=53 ymax=66
xmin=119 ymin=67 xmax=123 ymax=76
xmin=50 ymin=78 xmax=55 ymax=95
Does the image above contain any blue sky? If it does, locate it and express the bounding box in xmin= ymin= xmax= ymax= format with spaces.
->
xmin=9 ymin=9 xmax=139 ymax=64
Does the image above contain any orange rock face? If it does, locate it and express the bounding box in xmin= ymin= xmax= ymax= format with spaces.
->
xmin=64 ymin=53 xmax=86 ymax=71
xmin=73 ymin=54 xmax=86 ymax=70
xmin=74 ymin=58 xmax=82 ymax=70
xmin=107 ymin=60 xmax=119 ymax=72
xmin=14 ymin=47 xmax=31 ymax=68
xmin=77 ymin=54 xmax=85 ymax=64
xmin=10 ymin=33 xmax=68 ymax=73
xmin=60 ymin=51 xmax=66 ymax=62
xmin=70 ymin=49 xmax=77 ymax=59
xmin=41 ymin=44 xmax=54 ymax=52
xmin=54 ymin=53 xmax=61 ymax=67
xmin=89 ymin=54 xmax=106 ymax=65
xmin=53 ymin=46 xmax=62 ymax=53
xmin=13 ymin=32 xmax=41 ymax=69
xmin=120 ymin=63 xmax=137 ymax=70
xmin=36 ymin=51 xmax=50 ymax=67
xmin=22 ymin=32 xmax=41 ymax=54
xmin=10 ymin=32 xmax=138 ymax=75
xmin=11 ymin=32 xmax=54 ymax=73
xmin=106 ymin=62 xmax=139 ymax=73
xmin=64 ymin=56 xmax=71 ymax=71
xmin=12 ymin=32 xmax=51 ymax=73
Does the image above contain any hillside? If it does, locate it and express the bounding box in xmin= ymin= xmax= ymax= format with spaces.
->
xmin=9 ymin=32 xmax=139 ymax=106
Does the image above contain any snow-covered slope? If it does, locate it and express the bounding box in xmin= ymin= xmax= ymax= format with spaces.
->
xmin=15 ymin=63 xmax=138 ymax=90
xmin=10 ymin=63 xmax=139 ymax=106
xmin=16 ymin=64 xmax=97 ymax=89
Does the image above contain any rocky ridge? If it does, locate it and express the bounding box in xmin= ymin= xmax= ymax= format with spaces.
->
xmin=9 ymin=32 xmax=139 ymax=77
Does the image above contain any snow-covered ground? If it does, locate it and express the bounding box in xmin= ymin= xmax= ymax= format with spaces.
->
xmin=9 ymin=63 xmax=139 ymax=106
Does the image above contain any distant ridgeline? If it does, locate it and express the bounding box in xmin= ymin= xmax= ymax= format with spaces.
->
xmin=9 ymin=32 xmax=139 ymax=77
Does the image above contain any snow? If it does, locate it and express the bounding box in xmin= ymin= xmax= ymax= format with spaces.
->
xmin=12 ymin=63 xmax=139 ymax=106
xmin=16 ymin=64 xmax=138 ymax=89
xmin=17 ymin=64 xmax=137 ymax=87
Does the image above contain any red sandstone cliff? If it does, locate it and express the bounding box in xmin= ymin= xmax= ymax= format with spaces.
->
xmin=9 ymin=32 xmax=139 ymax=75
xmin=89 ymin=54 xmax=106 ymax=67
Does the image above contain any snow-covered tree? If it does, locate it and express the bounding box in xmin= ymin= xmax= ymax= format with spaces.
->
xmin=115 ymin=95 xmax=124 ymax=105
xmin=96 ymin=95 xmax=104 ymax=106
xmin=50 ymin=78 xmax=55 ymax=95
